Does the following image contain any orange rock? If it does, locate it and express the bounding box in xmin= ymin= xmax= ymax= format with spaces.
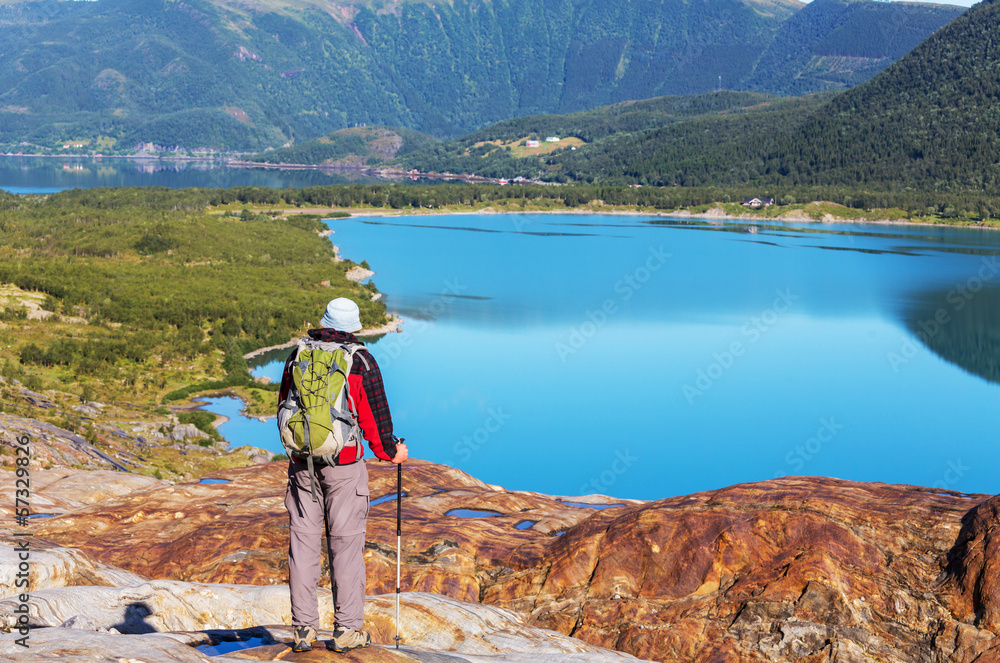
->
xmin=487 ymin=477 xmax=999 ymax=661
xmin=31 ymin=460 xmax=628 ymax=595
xmin=30 ymin=465 xmax=1000 ymax=662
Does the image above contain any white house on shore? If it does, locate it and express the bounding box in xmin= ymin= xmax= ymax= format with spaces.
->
xmin=742 ymin=197 xmax=775 ymax=208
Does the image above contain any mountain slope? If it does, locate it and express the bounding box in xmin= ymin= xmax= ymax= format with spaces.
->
xmin=769 ymin=0 xmax=1000 ymax=191
xmin=0 ymin=0 xmax=961 ymax=152
xmin=397 ymin=91 xmax=829 ymax=180
xmin=250 ymin=126 xmax=438 ymax=166
xmin=406 ymin=0 xmax=999 ymax=195
xmin=751 ymin=0 xmax=964 ymax=95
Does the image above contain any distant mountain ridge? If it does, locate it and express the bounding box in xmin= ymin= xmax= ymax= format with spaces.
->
xmin=767 ymin=0 xmax=1000 ymax=191
xmin=397 ymin=0 xmax=1000 ymax=197
xmin=0 ymin=0 xmax=964 ymax=152
xmin=751 ymin=0 xmax=966 ymax=95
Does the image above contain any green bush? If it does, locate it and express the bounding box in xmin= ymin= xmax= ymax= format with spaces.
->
xmin=177 ymin=410 xmax=223 ymax=441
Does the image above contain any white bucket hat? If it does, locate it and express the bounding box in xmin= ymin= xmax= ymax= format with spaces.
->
xmin=320 ymin=298 xmax=363 ymax=332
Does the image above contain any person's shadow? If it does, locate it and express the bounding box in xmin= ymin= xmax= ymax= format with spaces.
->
xmin=110 ymin=602 xmax=156 ymax=634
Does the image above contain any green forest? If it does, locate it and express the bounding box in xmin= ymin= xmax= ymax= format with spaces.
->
xmin=0 ymin=187 xmax=385 ymax=402
xmin=395 ymin=0 xmax=1000 ymax=197
xmin=749 ymin=0 xmax=963 ymax=95
xmin=0 ymin=0 xmax=961 ymax=152
xmin=397 ymin=92 xmax=832 ymax=180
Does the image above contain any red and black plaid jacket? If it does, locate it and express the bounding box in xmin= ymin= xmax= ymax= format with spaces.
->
xmin=278 ymin=328 xmax=397 ymax=464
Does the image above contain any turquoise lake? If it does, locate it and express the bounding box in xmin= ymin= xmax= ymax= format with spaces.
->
xmin=3 ymin=158 xmax=997 ymax=501
xmin=249 ymin=213 xmax=1000 ymax=501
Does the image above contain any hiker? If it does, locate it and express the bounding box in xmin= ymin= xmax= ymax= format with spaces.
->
xmin=278 ymin=297 xmax=408 ymax=653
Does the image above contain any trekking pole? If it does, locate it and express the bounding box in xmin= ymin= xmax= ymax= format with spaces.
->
xmin=395 ymin=459 xmax=402 ymax=649
xmin=322 ymin=497 xmax=336 ymax=621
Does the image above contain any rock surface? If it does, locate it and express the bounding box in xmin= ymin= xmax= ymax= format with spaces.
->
xmin=18 ymin=463 xmax=1000 ymax=662
xmin=0 ymin=395 xmax=272 ymax=481
xmin=0 ymin=578 xmax=644 ymax=662
xmin=0 ymin=628 xmax=245 ymax=663
xmin=0 ymin=580 xmax=293 ymax=633
xmin=0 ymin=467 xmax=167 ymax=520
xmin=485 ymin=477 xmax=1000 ymax=662
xmin=0 ymin=413 xmax=135 ymax=472
xmin=29 ymin=459 xmax=634 ymax=598
xmin=0 ymin=536 xmax=146 ymax=596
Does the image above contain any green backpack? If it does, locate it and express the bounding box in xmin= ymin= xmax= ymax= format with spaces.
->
xmin=277 ymin=339 xmax=368 ymax=500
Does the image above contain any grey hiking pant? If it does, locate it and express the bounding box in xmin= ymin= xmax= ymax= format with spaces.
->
xmin=285 ymin=459 xmax=370 ymax=631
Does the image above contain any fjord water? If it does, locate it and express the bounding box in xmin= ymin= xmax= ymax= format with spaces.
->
xmin=0 ymin=156 xmax=411 ymax=193
xmin=249 ymin=214 xmax=1000 ymax=501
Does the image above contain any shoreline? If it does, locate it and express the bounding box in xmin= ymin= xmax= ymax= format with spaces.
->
xmin=1 ymin=152 xmax=237 ymax=163
xmin=242 ymin=314 xmax=404 ymax=360
xmin=225 ymin=160 xmax=500 ymax=184
xmin=299 ymin=204 xmax=1000 ymax=232
xmin=1 ymin=151 xmax=993 ymax=231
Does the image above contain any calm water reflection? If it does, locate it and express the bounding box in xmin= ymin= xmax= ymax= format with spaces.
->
xmin=905 ymin=284 xmax=1000 ymax=385
xmin=244 ymin=214 xmax=999 ymax=500
xmin=0 ymin=156 xmax=429 ymax=193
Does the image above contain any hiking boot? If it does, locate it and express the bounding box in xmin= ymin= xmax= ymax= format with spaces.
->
xmin=292 ymin=625 xmax=317 ymax=652
xmin=327 ymin=627 xmax=371 ymax=653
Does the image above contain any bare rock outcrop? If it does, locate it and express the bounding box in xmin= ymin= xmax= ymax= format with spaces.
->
xmin=485 ymin=477 xmax=1000 ymax=662
xmin=20 ymin=463 xmax=1000 ymax=662
xmin=0 ymin=580 xmax=293 ymax=632
xmin=0 ymin=577 xmax=646 ymax=662
xmin=0 ymin=536 xmax=146 ymax=596
xmin=0 ymin=413 xmax=135 ymax=471
xmin=30 ymin=460 xmax=633 ymax=598
xmin=0 ymin=628 xmax=242 ymax=663
xmin=0 ymin=467 xmax=166 ymax=520
xmin=941 ymin=494 xmax=1000 ymax=645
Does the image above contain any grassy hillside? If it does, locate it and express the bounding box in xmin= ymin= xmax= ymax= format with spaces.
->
xmin=0 ymin=186 xmax=392 ymax=479
xmin=0 ymin=0 xmax=959 ymax=152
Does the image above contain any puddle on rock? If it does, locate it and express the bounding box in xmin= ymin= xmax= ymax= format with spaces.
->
xmin=445 ymin=508 xmax=502 ymax=518
xmin=196 ymin=636 xmax=273 ymax=656
xmin=370 ymin=491 xmax=408 ymax=506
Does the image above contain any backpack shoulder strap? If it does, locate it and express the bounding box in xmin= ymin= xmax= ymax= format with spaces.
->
xmin=346 ymin=343 xmax=370 ymax=372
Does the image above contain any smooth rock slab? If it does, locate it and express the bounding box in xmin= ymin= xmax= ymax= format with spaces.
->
xmin=0 ymin=536 xmax=147 ymax=598
xmin=30 ymin=460 xmax=634 ymax=600
xmin=364 ymin=593 xmax=642 ymax=658
xmin=0 ymin=578 xmax=641 ymax=659
xmin=228 ymin=645 xmax=646 ymax=662
xmin=0 ymin=467 xmax=166 ymax=519
xmin=0 ymin=628 xmax=245 ymax=663
xmin=0 ymin=589 xmax=646 ymax=662
xmin=0 ymin=628 xmax=640 ymax=663
xmin=22 ymin=463 xmax=1000 ymax=662
xmin=0 ymin=580 xmax=296 ymax=632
